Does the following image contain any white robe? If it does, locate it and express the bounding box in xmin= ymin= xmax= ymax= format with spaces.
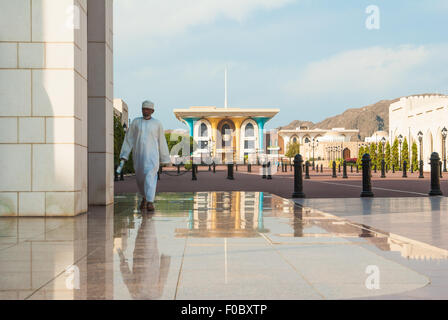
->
xmin=120 ymin=117 xmax=170 ymax=202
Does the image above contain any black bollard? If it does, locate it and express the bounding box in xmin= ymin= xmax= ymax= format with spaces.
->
xmin=290 ymin=162 xmax=292 ymax=172
xmin=332 ymin=161 xmax=337 ymax=178
xmin=262 ymin=163 xmax=267 ymax=179
xmin=356 ymin=165 xmax=359 ymax=174
xmin=209 ymin=164 xmax=211 ymax=171
xmin=360 ymin=153 xmax=374 ymax=197
xmin=192 ymin=164 xmax=197 ymax=181
xmin=227 ymin=163 xmax=234 ymax=180
xmin=351 ymin=165 xmax=353 ymax=173
xmin=342 ymin=160 xmax=348 ymax=179
xmin=305 ymin=161 xmax=310 ymax=179
xmin=292 ymin=154 xmax=305 ymax=198
xmin=440 ymin=161 xmax=443 ymax=179
xmin=392 ymin=164 xmax=395 ymax=173
xmin=248 ymin=163 xmax=252 ymax=172
xmin=374 ymin=164 xmax=377 ymax=173
xmin=381 ymin=159 xmax=386 ymax=178
xmin=321 ymin=164 xmax=323 ymax=173
xmin=410 ymin=164 xmax=413 ymax=174
xmin=429 ymin=152 xmax=443 ymax=196
xmin=338 ymin=164 xmax=341 ymax=173
xmin=213 ymin=161 xmax=216 ymax=173
xmin=419 ymin=160 xmax=424 ymax=178
xmin=177 ymin=164 xmax=181 ymax=174
xmin=267 ymin=161 xmax=272 ymax=180
xmin=236 ymin=164 xmax=238 ymax=171
xmin=402 ymin=160 xmax=407 ymax=178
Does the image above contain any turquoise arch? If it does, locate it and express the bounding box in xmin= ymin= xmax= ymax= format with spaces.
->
xmin=183 ymin=117 xmax=200 ymax=137
xmin=254 ymin=117 xmax=270 ymax=152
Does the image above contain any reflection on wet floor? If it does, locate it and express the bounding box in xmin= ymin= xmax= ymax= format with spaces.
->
xmin=1 ymin=192 xmax=448 ymax=300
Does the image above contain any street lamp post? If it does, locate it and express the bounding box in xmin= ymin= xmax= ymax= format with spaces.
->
xmin=381 ymin=137 xmax=386 ymax=159
xmin=398 ymin=134 xmax=403 ymax=170
xmin=442 ymin=127 xmax=447 ymax=172
xmin=418 ymin=131 xmax=423 ymax=162
xmin=418 ymin=131 xmax=424 ymax=178
xmin=309 ymin=138 xmax=318 ymax=170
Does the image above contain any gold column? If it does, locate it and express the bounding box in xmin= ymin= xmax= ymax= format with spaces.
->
xmin=233 ymin=118 xmax=244 ymax=162
xmin=208 ymin=118 xmax=222 ymax=157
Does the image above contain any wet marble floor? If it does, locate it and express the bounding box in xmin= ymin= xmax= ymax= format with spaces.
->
xmin=1 ymin=192 xmax=448 ymax=300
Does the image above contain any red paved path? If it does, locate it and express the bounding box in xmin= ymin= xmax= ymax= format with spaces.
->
xmin=114 ymin=165 xmax=448 ymax=199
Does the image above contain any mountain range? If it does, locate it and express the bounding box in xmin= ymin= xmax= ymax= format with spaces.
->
xmin=277 ymin=94 xmax=441 ymax=141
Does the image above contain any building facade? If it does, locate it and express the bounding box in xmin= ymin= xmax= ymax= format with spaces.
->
xmin=113 ymin=98 xmax=129 ymax=129
xmin=173 ymin=106 xmax=279 ymax=163
xmin=389 ymin=95 xmax=448 ymax=171
xmin=278 ymin=127 xmax=361 ymax=163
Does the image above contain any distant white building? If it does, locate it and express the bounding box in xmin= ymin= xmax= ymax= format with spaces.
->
xmin=113 ymin=99 xmax=129 ymax=129
xmin=389 ymin=95 xmax=448 ymax=171
xmin=278 ymin=127 xmax=360 ymax=161
xmin=365 ymin=131 xmax=389 ymax=143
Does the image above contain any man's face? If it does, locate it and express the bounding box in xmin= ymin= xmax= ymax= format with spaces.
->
xmin=142 ymin=108 xmax=154 ymax=119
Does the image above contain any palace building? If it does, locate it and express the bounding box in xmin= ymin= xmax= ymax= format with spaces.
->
xmin=173 ymin=106 xmax=279 ymax=163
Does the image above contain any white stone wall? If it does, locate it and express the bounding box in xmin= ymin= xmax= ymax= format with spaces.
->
xmin=389 ymin=95 xmax=448 ymax=171
xmin=0 ymin=0 xmax=88 ymax=216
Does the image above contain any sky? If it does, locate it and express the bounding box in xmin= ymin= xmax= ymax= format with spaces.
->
xmin=113 ymin=0 xmax=448 ymax=131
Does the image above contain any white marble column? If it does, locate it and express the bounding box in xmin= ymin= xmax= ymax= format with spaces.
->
xmin=0 ymin=0 xmax=88 ymax=216
xmin=87 ymin=0 xmax=114 ymax=205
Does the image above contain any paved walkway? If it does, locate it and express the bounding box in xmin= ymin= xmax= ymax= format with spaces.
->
xmin=2 ymin=192 xmax=448 ymax=299
xmin=115 ymin=166 xmax=448 ymax=199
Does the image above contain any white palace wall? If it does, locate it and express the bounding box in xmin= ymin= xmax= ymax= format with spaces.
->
xmin=389 ymin=95 xmax=448 ymax=171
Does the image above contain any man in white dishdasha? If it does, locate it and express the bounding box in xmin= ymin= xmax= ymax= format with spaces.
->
xmin=119 ymin=100 xmax=171 ymax=211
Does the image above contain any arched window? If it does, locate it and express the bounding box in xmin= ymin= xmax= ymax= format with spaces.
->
xmin=245 ymin=123 xmax=254 ymax=137
xmin=196 ymin=121 xmax=211 ymax=151
xmin=292 ymin=136 xmax=298 ymax=143
xmin=200 ymin=123 xmax=208 ymax=137
xmin=304 ymin=137 xmax=310 ymax=144
xmin=222 ymin=124 xmax=230 ymax=135
xmin=242 ymin=121 xmax=256 ymax=152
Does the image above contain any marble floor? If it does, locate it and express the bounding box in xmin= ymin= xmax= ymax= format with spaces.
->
xmin=1 ymin=192 xmax=447 ymax=300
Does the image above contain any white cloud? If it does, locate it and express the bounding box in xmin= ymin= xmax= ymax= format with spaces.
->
xmin=115 ymin=0 xmax=294 ymax=39
xmin=285 ymin=45 xmax=436 ymax=96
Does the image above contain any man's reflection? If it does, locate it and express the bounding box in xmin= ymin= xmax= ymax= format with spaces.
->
xmin=117 ymin=214 xmax=170 ymax=299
